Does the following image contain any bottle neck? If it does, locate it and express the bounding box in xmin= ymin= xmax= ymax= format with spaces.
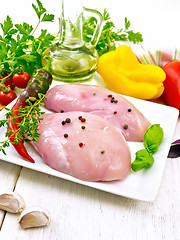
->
xmin=59 ymin=0 xmax=84 ymax=48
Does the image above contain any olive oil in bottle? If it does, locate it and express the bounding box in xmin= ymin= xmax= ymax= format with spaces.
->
xmin=42 ymin=41 xmax=98 ymax=82
xmin=42 ymin=0 xmax=103 ymax=82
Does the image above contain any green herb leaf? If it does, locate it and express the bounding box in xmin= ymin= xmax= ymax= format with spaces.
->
xmin=143 ymin=124 xmax=164 ymax=154
xmin=32 ymin=0 xmax=54 ymax=23
xmin=0 ymin=120 xmax=6 ymax=127
xmin=83 ymin=9 xmax=143 ymax=56
xmin=27 ymin=97 xmax=36 ymax=102
xmin=127 ymin=30 xmax=143 ymax=44
xmin=15 ymin=23 xmax=33 ymax=35
xmin=125 ymin=17 xmax=131 ymax=30
xmin=131 ymin=124 xmax=164 ymax=172
xmin=131 ymin=149 xmax=154 ymax=172
xmin=38 ymin=29 xmax=55 ymax=45
xmin=0 ymin=0 xmax=55 ymax=76
xmin=16 ymin=54 xmax=37 ymax=63
xmin=0 ymin=16 xmax=13 ymax=36
xmin=41 ymin=13 xmax=54 ymax=22
xmin=32 ymin=0 xmax=46 ymax=20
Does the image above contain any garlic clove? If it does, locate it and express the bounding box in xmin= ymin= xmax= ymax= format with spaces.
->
xmin=18 ymin=207 xmax=50 ymax=229
xmin=0 ymin=192 xmax=26 ymax=213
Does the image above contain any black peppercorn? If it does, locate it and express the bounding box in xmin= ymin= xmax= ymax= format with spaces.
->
xmin=66 ymin=118 xmax=71 ymax=123
xmin=110 ymin=97 xmax=115 ymax=103
xmin=61 ymin=120 xmax=66 ymax=125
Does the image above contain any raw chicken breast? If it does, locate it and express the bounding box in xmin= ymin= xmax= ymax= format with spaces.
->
xmin=44 ymin=84 xmax=151 ymax=141
xmin=32 ymin=112 xmax=131 ymax=182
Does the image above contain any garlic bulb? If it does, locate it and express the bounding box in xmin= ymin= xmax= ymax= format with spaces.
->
xmin=0 ymin=192 xmax=25 ymax=213
xmin=18 ymin=206 xmax=50 ymax=229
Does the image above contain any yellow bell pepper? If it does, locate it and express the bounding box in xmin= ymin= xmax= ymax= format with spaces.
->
xmin=97 ymin=45 xmax=166 ymax=100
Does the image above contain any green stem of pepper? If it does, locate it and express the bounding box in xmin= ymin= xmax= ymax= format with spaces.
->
xmin=42 ymin=57 xmax=52 ymax=72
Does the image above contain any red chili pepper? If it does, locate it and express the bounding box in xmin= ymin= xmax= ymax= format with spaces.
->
xmin=7 ymin=68 xmax=52 ymax=163
xmin=8 ymin=101 xmax=35 ymax=163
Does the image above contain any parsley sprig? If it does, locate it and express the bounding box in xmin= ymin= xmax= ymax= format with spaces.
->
xmin=83 ymin=9 xmax=143 ymax=56
xmin=0 ymin=0 xmax=55 ymax=76
xmin=0 ymin=93 xmax=46 ymax=155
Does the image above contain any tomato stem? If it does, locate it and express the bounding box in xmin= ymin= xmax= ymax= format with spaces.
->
xmin=0 ymin=72 xmax=13 ymax=84
xmin=0 ymin=82 xmax=11 ymax=93
xmin=173 ymin=48 xmax=178 ymax=61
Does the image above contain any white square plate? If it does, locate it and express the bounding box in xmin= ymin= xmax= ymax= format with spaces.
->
xmin=0 ymin=80 xmax=178 ymax=202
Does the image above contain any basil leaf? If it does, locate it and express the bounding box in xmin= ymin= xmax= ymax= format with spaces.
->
xmin=131 ymin=149 xmax=154 ymax=172
xmin=143 ymin=124 xmax=164 ymax=154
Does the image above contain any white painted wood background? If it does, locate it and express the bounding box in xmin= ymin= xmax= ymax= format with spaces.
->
xmin=0 ymin=0 xmax=180 ymax=239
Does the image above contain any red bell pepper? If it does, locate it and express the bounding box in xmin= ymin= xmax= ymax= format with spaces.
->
xmin=162 ymin=61 xmax=180 ymax=113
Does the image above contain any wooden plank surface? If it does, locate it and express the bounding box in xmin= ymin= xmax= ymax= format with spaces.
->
xmin=0 ymin=162 xmax=21 ymax=228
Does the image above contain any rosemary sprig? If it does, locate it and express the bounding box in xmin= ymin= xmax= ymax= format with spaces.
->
xmin=0 ymin=93 xmax=46 ymax=155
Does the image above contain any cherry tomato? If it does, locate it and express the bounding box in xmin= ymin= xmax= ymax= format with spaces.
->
xmin=12 ymin=72 xmax=31 ymax=89
xmin=0 ymin=89 xmax=17 ymax=106
xmin=0 ymin=75 xmax=15 ymax=90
